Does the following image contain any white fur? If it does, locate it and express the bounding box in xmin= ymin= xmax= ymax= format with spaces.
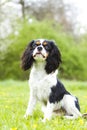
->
xmin=33 ymin=39 xmax=48 ymax=60
xmin=33 ymin=45 xmax=47 ymax=60
xmin=61 ymin=95 xmax=82 ymax=119
xmin=24 ymin=61 xmax=58 ymax=119
xmin=37 ymin=39 xmax=45 ymax=43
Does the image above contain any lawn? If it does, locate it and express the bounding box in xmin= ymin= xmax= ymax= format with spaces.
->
xmin=0 ymin=80 xmax=87 ymax=130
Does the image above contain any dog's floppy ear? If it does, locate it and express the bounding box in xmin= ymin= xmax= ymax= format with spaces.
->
xmin=45 ymin=41 xmax=61 ymax=74
xmin=21 ymin=40 xmax=35 ymax=71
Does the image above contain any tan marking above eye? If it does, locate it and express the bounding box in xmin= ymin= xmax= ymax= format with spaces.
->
xmin=36 ymin=41 xmax=40 ymax=45
xmin=43 ymin=42 xmax=47 ymax=45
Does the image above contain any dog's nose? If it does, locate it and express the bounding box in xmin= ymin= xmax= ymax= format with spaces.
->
xmin=37 ymin=46 xmax=42 ymax=51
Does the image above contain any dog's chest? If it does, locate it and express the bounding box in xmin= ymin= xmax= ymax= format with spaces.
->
xmin=29 ymin=66 xmax=57 ymax=101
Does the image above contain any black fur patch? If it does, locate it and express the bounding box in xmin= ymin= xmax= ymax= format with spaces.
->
xmin=21 ymin=40 xmax=35 ymax=70
xmin=49 ymin=80 xmax=70 ymax=103
xmin=45 ymin=41 xmax=61 ymax=74
xmin=75 ymin=97 xmax=80 ymax=111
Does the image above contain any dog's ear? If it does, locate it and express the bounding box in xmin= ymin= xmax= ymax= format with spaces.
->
xmin=45 ymin=41 xmax=61 ymax=74
xmin=21 ymin=40 xmax=35 ymax=71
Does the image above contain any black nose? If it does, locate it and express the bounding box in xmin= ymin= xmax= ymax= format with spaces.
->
xmin=37 ymin=46 xmax=42 ymax=51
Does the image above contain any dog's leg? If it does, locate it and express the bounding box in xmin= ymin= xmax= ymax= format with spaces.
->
xmin=43 ymin=102 xmax=54 ymax=122
xmin=64 ymin=105 xmax=82 ymax=119
xmin=24 ymin=92 xmax=37 ymax=118
xmin=42 ymin=105 xmax=46 ymax=115
xmin=62 ymin=95 xmax=82 ymax=119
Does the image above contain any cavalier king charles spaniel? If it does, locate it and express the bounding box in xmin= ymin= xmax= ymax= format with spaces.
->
xmin=21 ymin=39 xmax=82 ymax=121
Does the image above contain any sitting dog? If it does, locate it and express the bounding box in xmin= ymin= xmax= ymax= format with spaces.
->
xmin=21 ymin=39 xmax=82 ymax=121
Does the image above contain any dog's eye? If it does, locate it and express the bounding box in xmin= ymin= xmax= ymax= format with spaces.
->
xmin=44 ymin=45 xmax=50 ymax=51
xmin=32 ymin=43 xmax=37 ymax=49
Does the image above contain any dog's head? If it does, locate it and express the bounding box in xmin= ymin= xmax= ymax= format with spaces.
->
xmin=21 ymin=39 xmax=61 ymax=73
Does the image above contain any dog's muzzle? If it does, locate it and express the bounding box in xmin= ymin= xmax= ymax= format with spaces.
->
xmin=33 ymin=52 xmax=46 ymax=58
xmin=33 ymin=45 xmax=49 ymax=60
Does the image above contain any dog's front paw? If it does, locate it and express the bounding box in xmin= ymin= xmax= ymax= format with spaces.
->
xmin=42 ymin=118 xmax=46 ymax=123
xmin=24 ymin=114 xmax=28 ymax=119
xmin=42 ymin=118 xmax=48 ymax=123
xmin=24 ymin=113 xmax=32 ymax=119
xmin=42 ymin=117 xmax=50 ymax=123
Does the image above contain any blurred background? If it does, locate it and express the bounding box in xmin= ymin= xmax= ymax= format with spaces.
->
xmin=0 ymin=0 xmax=87 ymax=81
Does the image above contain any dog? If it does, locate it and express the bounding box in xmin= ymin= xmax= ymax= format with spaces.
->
xmin=21 ymin=39 xmax=82 ymax=121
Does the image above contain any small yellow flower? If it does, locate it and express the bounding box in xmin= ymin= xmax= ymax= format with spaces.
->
xmin=33 ymin=124 xmax=37 ymax=128
xmin=79 ymin=119 xmax=84 ymax=125
xmin=5 ymin=106 xmax=9 ymax=108
xmin=10 ymin=128 xmax=17 ymax=130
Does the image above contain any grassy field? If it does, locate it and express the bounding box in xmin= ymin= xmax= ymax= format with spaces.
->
xmin=0 ymin=80 xmax=87 ymax=130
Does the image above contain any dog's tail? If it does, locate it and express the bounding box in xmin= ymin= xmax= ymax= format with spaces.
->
xmin=82 ymin=113 xmax=87 ymax=118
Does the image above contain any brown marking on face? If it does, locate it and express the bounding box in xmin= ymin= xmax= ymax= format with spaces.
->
xmin=45 ymin=52 xmax=49 ymax=58
xmin=36 ymin=41 xmax=40 ymax=45
xmin=43 ymin=41 xmax=47 ymax=46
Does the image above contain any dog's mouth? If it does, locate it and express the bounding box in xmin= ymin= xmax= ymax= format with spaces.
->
xmin=33 ymin=52 xmax=46 ymax=59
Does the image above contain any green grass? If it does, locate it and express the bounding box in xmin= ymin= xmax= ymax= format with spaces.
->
xmin=0 ymin=80 xmax=87 ymax=130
